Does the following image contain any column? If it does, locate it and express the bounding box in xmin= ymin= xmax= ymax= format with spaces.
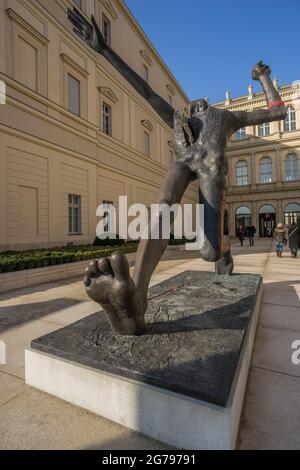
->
xmin=275 ymin=147 xmax=282 ymax=187
xmin=250 ymin=153 xmax=256 ymax=188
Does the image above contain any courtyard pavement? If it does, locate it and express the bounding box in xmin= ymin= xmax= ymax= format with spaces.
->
xmin=0 ymin=239 xmax=299 ymax=449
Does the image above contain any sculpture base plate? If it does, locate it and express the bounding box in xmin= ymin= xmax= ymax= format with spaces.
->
xmin=26 ymin=271 xmax=263 ymax=449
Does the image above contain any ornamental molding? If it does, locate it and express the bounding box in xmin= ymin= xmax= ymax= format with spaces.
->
xmin=166 ymin=83 xmax=176 ymax=96
xmin=60 ymin=53 xmax=89 ymax=77
xmin=141 ymin=119 xmax=154 ymax=132
xmin=6 ymin=8 xmax=49 ymax=45
xmin=100 ymin=0 xmax=118 ymax=20
xmin=140 ymin=49 xmax=153 ymax=67
xmin=98 ymin=86 xmax=118 ymax=103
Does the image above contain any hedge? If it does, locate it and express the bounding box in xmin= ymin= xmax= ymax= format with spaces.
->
xmin=0 ymin=243 xmax=138 ymax=273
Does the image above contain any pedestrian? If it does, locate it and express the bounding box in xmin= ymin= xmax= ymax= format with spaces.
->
xmin=266 ymin=226 xmax=273 ymax=238
xmin=274 ymin=223 xmax=286 ymax=257
xmin=237 ymin=225 xmax=245 ymax=246
xmin=246 ymin=223 xmax=256 ymax=246
xmin=288 ymin=222 xmax=300 ymax=258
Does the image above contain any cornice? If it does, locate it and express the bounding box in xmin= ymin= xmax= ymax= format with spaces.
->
xmin=98 ymin=86 xmax=118 ymax=103
xmin=140 ymin=49 xmax=153 ymax=67
xmin=6 ymin=8 xmax=49 ymax=45
xmin=101 ymin=0 xmax=118 ymax=20
xmin=141 ymin=119 xmax=154 ymax=132
xmin=60 ymin=53 xmax=89 ymax=77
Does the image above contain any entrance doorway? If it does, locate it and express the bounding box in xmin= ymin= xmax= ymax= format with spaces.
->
xmin=259 ymin=204 xmax=276 ymax=237
xmin=235 ymin=206 xmax=251 ymax=235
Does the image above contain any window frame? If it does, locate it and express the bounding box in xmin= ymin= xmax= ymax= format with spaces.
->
xmin=68 ymin=194 xmax=82 ymax=235
xmin=285 ymin=153 xmax=299 ymax=181
xmin=102 ymin=200 xmax=114 ymax=234
xmin=142 ymin=64 xmax=149 ymax=83
xmin=144 ymin=131 xmax=150 ymax=157
xmin=284 ymin=107 xmax=296 ymax=132
xmin=236 ymin=160 xmax=248 ymax=186
xmin=102 ymin=14 xmax=111 ymax=46
xmin=102 ymin=101 xmax=112 ymax=136
xmin=67 ymin=73 xmax=81 ymax=117
xmin=235 ymin=128 xmax=246 ymax=140
xmin=259 ymin=157 xmax=273 ymax=184
xmin=258 ymin=122 xmax=270 ymax=137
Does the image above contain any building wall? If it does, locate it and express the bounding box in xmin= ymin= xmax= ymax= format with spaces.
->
xmin=214 ymin=84 xmax=300 ymax=237
xmin=0 ymin=0 xmax=198 ymax=250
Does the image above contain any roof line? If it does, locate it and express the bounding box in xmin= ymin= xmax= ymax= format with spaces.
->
xmin=117 ymin=0 xmax=190 ymax=103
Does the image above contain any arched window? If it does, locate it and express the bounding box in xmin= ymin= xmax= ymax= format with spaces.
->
xmin=284 ymin=107 xmax=296 ymax=132
xmin=284 ymin=203 xmax=300 ymax=226
xmin=258 ymin=122 xmax=270 ymax=136
xmin=285 ymin=154 xmax=298 ymax=181
xmin=236 ymin=160 xmax=248 ymax=186
xmin=260 ymin=157 xmax=272 ymax=183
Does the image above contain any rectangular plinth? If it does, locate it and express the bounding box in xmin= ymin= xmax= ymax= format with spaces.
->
xmin=26 ymin=271 xmax=263 ymax=449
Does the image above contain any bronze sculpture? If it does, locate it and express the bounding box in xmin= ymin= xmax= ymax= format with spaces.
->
xmin=68 ymin=9 xmax=287 ymax=335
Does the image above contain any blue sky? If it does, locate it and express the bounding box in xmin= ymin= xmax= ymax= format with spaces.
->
xmin=125 ymin=0 xmax=300 ymax=103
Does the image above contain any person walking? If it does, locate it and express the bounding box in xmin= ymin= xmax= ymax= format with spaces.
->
xmin=237 ymin=225 xmax=245 ymax=246
xmin=288 ymin=222 xmax=300 ymax=258
xmin=246 ymin=223 xmax=256 ymax=246
xmin=274 ymin=223 xmax=286 ymax=257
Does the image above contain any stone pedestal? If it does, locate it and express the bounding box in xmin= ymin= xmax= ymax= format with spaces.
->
xmin=25 ymin=271 xmax=263 ymax=449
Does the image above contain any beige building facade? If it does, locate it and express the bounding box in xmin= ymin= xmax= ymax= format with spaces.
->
xmin=214 ymin=83 xmax=300 ymax=237
xmin=0 ymin=0 xmax=198 ymax=250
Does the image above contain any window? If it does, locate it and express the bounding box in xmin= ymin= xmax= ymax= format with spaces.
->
xmin=144 ymin=131 xmax=150 ymax=157
xmin=103 ymin=200 xmax=114 ymax=233
xmin=169 ymin=150 xmax=174 ymax=165
xmin=260 ymin=157 xmax=272 ymax=183
xmin=236 ymin=160 xmax=248 ymax=186
xmin=68 ymin=194 xmax=81 ymax=234
xmin=285 ymin=154 xmax=298 ymax=181
xmin=143 ymin=64 xmax=149 ymax=83
xmin=68 ymin=74 xmax=81 ymax=116
xmin=258 ymin=122 xmax=270 ymax=136
xmin=102 ymin=102 xmax=112 ymax=136
xmin=168 ymin=95 xmax=173 ymax=106
xmin=284 ymin=203 xmax=300 ymax=226
xmin=284 ymin=107 xmax=296 ymax=132
xmin=73 ymin=0 xmax=82 ymax=8
xmin=102 ymin=15 xmax=111 ymax=46
xmin=235 ymin=128 xmax=246 ymax=140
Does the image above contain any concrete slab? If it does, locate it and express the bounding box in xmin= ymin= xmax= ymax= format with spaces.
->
xmin=0 ymin=319 xmax=65 ymax=378
xmin=0 ymin=384 xmax=168 ymax=450
xmin=0 ymin=371 xmax=25 ymax=406
xmin=239 ymin=367 xmax=300 ymax=450
xmin=252 ymin=325 xmax=300 ymax=377
xmin=259 ymin=303 xmax=300 ymax=331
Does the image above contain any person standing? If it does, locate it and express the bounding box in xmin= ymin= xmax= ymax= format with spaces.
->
xmin=246 ymin=224 xmax=256 ymax=246
xmin=237 ymin=225 xmax=245 ymax=246
xmin=288 ymin=222 xmax=300 ymax=258
xmin=274 ymin=223 xmax=286 ymax=257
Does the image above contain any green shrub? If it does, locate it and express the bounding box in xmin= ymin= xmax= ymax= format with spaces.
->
xmin=0 ymin=240 xmax=138 ymax=273
xmin=93 ymin=234 xmax=125 ymax=247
